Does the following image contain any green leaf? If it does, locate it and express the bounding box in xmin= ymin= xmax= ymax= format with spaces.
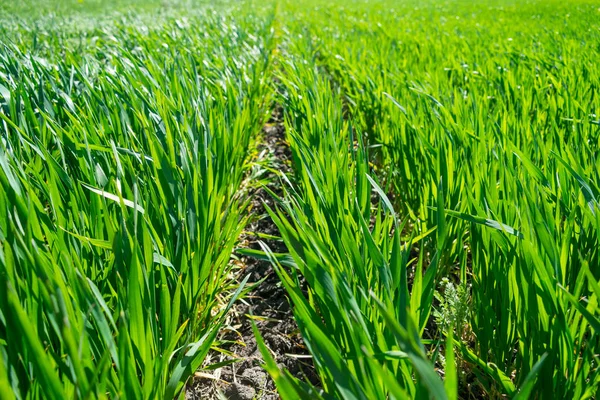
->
xmin=444 ymin=329 xmax=457 ymax=400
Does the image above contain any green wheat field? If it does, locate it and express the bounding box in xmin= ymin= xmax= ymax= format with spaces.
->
xmin=1 ymin=0 xmax=600 ymax=398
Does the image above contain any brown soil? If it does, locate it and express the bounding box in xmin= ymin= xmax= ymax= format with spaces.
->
xmin=187 ymin=109 xmax=318 ymax=399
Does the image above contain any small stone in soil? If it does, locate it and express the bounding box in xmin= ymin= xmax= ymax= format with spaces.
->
xmin=240 ymin=367 xmax=268 ymax=388
xmin=224 ymin=382 xmax=256 ymax=400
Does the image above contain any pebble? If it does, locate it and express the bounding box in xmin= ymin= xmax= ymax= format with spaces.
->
xmin=224 ymin=382 xmax=256 ymax=400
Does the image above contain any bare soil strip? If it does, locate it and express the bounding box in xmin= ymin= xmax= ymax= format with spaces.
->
xmin=188 ymin=108 xmax=318 ymax=399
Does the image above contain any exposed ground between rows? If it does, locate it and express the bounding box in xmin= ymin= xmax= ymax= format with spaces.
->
xmin=187 ymin=108 xmax=318 ymax=399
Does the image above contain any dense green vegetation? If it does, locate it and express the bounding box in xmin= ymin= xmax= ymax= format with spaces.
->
xmin=1 ymin=0 xmax=600 ymax=398
xmin=0 ymin=3 xmax=274 ymax=398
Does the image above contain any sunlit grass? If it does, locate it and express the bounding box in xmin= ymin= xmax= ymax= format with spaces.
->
xmin=2 ymin=0 xmax=600 ymax=398
xmin=257 ymin=0 xmax=600 ymax=398
xmin=0 ymin=3 xmax=274 ymax=398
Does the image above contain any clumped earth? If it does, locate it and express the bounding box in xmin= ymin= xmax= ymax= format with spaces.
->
xmin=189 ymin=111 xmax=318 ymax=399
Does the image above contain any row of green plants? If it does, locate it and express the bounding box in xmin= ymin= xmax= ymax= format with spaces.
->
xmin=0 ymin=3 xmax=275 ymax=398
xmin=2 ymin=0 xmax=600 ymax=398
xmin=256 ymin=0 xmax=600 ymax=398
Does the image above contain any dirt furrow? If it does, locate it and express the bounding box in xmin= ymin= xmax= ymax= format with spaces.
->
xmin=189 ymin=107 xmax=317 ymax=400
